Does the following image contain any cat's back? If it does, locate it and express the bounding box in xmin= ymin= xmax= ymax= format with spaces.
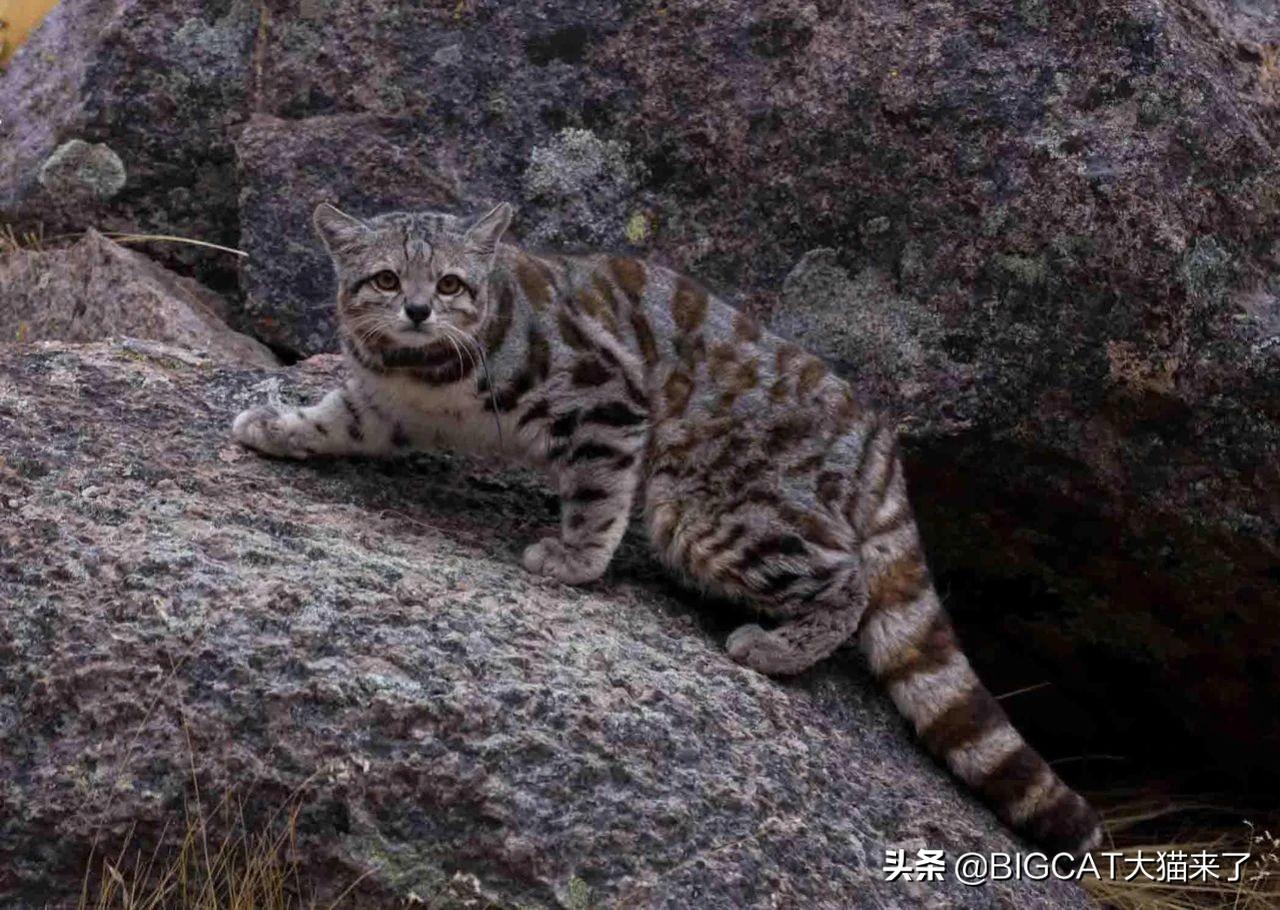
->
xmin=535 ymin=251 xmax=820 ymax=375
xmin=538 ymin=253 xmax=876 ymax=492
xmin=610 ymin=257 xmax=859 ymax=417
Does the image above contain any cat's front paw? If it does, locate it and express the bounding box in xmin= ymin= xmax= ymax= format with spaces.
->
xmin=232 ymin=405 xmax=310 ymax=459
xmin=521 ymin=538 xmax=607 ymax=585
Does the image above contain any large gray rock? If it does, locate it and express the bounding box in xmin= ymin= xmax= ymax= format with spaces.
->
xmin=0 ymin=0 xmax=257 ymax=292
xmin=0 ymin=231 xmax=277 ymax=366
xmin=0 ymin=341 xmax=1091 ymax=910
xmin=4 ymin=0 xmax=1278 ymax=793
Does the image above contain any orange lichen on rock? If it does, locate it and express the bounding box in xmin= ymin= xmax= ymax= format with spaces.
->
xmin=0 ymin=0 xmax=60 ymax=66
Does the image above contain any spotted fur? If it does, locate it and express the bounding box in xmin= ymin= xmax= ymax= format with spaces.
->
xmin=232 ymin=203 xmax=1103 ymax=854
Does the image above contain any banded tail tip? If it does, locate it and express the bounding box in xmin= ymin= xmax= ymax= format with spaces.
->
xmin=967 ymin=729 xmax=1104 ymax=857
xmin=1020 ymin=787 xmax=1104 ymax=856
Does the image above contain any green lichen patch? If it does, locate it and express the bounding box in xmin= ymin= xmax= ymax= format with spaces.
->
xmin=37 ymin=139 xmax=127 ymax=199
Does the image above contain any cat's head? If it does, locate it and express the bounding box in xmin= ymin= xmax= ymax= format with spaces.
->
xmin=313 ymin=202 xmax=513 ymax=362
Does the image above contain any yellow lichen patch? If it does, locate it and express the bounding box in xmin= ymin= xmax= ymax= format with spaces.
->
xmin=625 ymin=211 xmax=649 ymax=245
xmin=0 ymin=0 xmax=60 ymax=66
xmin=1105 ymin=340 xmax=1180 ymax=397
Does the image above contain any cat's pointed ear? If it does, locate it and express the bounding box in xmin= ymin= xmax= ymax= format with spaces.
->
xmin=313 ymin=203 xmax=368 ymax=252
xmin=464 ymin=202 xmax=514 ymax=255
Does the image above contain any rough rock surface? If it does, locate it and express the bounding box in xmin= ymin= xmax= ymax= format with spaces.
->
xmin=3 ymin=0 xmax=1278 ymax=791
xmin=0 ymin=342 xmax=1091 ymax=910
xmin=0 ymin=232 xmax=276 ymax=367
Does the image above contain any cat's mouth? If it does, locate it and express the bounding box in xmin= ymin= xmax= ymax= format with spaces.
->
xmin=394 ymin=324 xmax=437 ymax=345
xmin=380 ymin=338 xmax=463 ymax=369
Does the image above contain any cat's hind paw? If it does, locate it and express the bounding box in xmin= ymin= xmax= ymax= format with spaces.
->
xmin=521 ymin=537 xmax=608 ymax=585
xmin=726 ymin=623 xmax=813 ymax=676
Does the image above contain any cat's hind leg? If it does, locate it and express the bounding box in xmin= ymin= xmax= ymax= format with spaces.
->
xmin=725 ymin=591 xmax=865 ymax=676
xmin=646 ymin=480 xmax=868 ymax=676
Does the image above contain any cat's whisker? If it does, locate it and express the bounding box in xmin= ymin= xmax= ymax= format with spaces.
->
xmin=440 ymin=322 xmax=503 ymax=451
xmin=437 ymin=323 xmax=477 ymax=372
xmin=343 ymin=312 xmax=391 ymax=350
xmin=435 ymin=322 xmax=465 ymax=360
xmin=441 ymin=332 xmax=466 ymax=379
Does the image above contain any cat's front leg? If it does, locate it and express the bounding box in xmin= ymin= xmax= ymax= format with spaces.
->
xmin=522 ymin=430 xmax=643 ymax=585
xmin=232 ymin=383 xmax=399 ymax=459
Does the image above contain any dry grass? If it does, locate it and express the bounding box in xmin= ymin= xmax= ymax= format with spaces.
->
xmin=1 ymin=221 xmax=45 ymax=253
xmin=1085 ymin=795 xmax=1280 ymax=910
xmin=75 ymin=779 xmax=377 ymax=910
xmin=72 ymin=644 xmax=369 ymax=910
xmin=102 ymin=233 xmax=247 ymax=257
xmin=0 ymin=223 xmax=247 ymax=257
xmin=79 ymin=796 xmax=310 ymax=910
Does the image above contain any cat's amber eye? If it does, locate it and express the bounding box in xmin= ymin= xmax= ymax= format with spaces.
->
xmin=436 ymin=274 xmax=464 ymax=296
xmin=371 ymin=270 xmax=400 ymax=292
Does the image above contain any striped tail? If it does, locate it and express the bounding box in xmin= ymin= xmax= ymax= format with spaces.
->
xmin=852 ymin=426 xmax=1103 ymax=854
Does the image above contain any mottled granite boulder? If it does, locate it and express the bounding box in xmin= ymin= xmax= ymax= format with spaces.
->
xmin=0 ymin=231 xmax=276 ymax=366
xmin=0 ymin=342 xmax=1090 ymax=910
xmin=599 ymin=0 xmax=1280 ymax=792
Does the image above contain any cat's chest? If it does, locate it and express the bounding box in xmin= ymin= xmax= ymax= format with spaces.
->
xmin=365 ymin=374 xmax=505 ymax=454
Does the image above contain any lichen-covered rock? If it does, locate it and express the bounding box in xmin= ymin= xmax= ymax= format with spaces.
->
xmin=521 ymin=128 xmax=639 ymax=249
xmin=36 ymin=139 xmax=127 ymax=199
xmin=0 ymin=342 xmax=1090 ymax=910
xmin=0 ymin=0 xmax=258 ymax=291
xmin=0 ymin=232 xmax=276 ymax=366
xmin=773 ymin=249 xmax=951 ymax=414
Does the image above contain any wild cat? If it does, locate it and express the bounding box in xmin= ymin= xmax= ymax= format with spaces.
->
xmin=232 ymin=202 xmax=1103 ymax=854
